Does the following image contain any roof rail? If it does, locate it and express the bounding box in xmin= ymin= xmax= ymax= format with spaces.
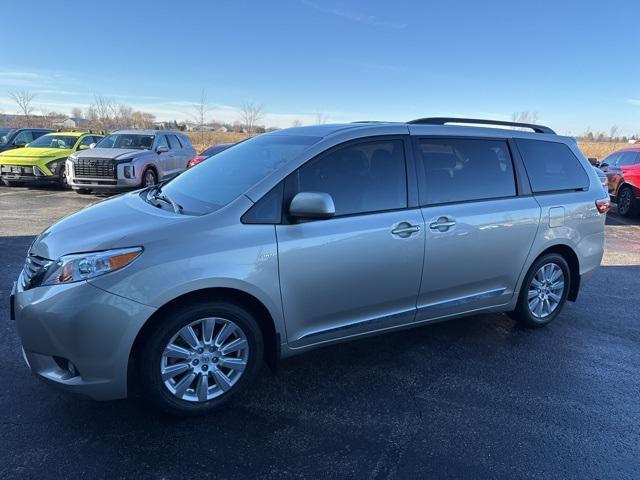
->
xmin=406 ymin=117 xmax=556 ymax=135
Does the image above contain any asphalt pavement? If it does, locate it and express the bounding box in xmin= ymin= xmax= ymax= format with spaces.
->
xmin=1 ymin=184 xmax=639 ymax=479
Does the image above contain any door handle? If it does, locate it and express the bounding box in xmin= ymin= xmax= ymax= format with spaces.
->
xmin=391 ymin=224 xmax=421 ymax=236
xmin=429 ymin=217 xmax=456 ymax=231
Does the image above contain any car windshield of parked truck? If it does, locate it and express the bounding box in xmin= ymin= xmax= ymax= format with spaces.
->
xmin=96 ymin=134 xmax=155 ymax=150
xmin=0 ymin=129 xmax=13 ymax=145
xmin=28 ymin=135 xmax=77 ymax=149
xmin=158 ymin=134 xmax=320 ymax=214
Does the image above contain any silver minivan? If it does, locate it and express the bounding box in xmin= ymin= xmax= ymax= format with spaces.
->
xmin=11 ymin=118 xmax=609 ymax=415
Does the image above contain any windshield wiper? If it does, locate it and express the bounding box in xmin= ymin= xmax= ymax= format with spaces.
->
xmin=147 ymin=185 xmax=183 ymax=214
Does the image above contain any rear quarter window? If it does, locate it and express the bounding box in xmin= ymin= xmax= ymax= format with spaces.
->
xmin=516 ymin=139 xmax=589 ymax=193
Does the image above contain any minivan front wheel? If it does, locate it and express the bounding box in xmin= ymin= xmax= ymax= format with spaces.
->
xmin=510 ymin=253 xmax=570 ymax=327
xmin=141 ymin=168 xmax=157 ymax=188
xmin=138 ymin=301 xmax=263 ymax=415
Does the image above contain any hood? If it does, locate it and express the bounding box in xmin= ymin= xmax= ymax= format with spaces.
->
xmin=0 ymin=147 xmax=71 ymax=160
xmin=30 ymin=191 xmax=187 ymax=260
xmin=75 ymin=148 xmax=149 ymax=161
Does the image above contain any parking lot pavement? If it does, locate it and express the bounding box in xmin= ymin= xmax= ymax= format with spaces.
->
xmin=1 ymin=185 xmax=639 ymax=479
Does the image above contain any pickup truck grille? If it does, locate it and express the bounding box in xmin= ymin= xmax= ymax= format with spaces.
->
xmin=74 ymin=158 xmax=116 ymax=179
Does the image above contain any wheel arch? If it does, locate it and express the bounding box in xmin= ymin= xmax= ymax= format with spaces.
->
xmin=526 ymin=244 xmax=580 ymax=302
xmin=128 ymin=287 xmax=280 ymax=390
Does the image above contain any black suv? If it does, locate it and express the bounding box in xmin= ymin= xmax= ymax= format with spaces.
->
xmin=0 ymin=128 xmax=54 ymax=154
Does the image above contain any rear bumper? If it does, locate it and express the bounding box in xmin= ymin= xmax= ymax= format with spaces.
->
xmin=14 ymin=277 xmax=156 ymax=400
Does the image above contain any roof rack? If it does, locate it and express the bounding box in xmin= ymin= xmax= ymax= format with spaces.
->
xmin=406 ymin=117 xmax=556 ymax=135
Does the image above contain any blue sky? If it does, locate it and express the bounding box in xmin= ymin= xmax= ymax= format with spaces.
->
xmin=2 ymin=0 xmax=640 ymax=134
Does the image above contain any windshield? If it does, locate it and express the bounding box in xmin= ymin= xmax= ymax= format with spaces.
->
xmin=29 ymin=135 xmax=78 ymax=149
xmin=96 ymin=133 xmax=155 ymax=150
xmin=0 ymin=129 xmax=14 ymax=146
xmin=159 ymin=134 xmax=320 ymax=214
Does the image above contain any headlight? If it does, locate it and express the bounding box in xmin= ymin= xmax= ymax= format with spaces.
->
xmin=45 ymin=159 xmax=63 ymax=175
xmin=42 ymin=247 xmax=143 ymax=286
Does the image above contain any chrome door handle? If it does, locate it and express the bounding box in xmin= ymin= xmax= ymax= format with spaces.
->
xmin=391 ymin=224 xmax=421 ymax=236
xmin=429 ymin=217 xmax=456 ymax=231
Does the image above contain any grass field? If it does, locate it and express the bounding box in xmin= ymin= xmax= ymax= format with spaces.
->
xmin=186 ymin=132 xmax=631 ymax=163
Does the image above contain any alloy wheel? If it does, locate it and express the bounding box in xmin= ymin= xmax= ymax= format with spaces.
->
xmin=527 ymin=263 xmax=565 ymax=319
xmin=618 ymin=188 xmax=632 ymax=215
xmin=160 ymin=317 xmax=249 ymax=402
xmin=143 ymin=170 xmax=157 ymax=187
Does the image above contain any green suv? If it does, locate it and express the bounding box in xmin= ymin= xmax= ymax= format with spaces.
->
xmin=0 ymin=131 xmax=104 ymax=187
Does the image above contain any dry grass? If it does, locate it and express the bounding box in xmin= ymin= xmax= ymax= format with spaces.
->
xmin=186 ymin=132 xmax=632 ymax=163
xmin=187 ymin=131 xmax=252 ymax=152
xmin=578 ymin=141 xmax=634 ymax=160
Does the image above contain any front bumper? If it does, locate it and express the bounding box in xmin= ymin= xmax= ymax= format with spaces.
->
xmin=13 ymin=276 xmax=156 ymax=400
xmin=66 ymin=160 xmax=141 ymax=191
xmin=0 ymin=164 xmax=60 ymax=183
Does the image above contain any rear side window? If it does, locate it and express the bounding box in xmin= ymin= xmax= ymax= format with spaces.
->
xmin=168 ymin=135 xmax=183 ymax=149
xmin=294 ymin=139 xmax=407 ymax=216
xmin=416 ymin=138 xmax=516 ymax=205
xmin=516 ymin=140 xmax=589 ymax=193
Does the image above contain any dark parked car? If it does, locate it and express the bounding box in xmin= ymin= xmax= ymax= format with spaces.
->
xmin=187 ymin=143 xmax=234 ymax=168
xmin=599 ymin=147 xmax=640 ymax=216
xmin=0 ymin=128 xmax=54 ymax=153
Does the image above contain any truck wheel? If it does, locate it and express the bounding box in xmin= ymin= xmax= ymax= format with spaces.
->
xmin=142 ymin=168 xmax=157 ymax=188
xmin=138 ymin=300 xmax=264 ymax=416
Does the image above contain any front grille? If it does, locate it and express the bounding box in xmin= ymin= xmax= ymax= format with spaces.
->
xmin=74 ymin=158 xmax=116 ymax=179
xmin=21 ymin=255 xmax=54 ymax=289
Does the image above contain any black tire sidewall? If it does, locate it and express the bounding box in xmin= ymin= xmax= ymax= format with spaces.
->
xmin=139 ymin=301 xmax=263 ymax=416
xmin=142 ymin=168 xmax=157 ymax=188
xmin=617 ymin=187 xmax=636 ymax=217
xmin=515 ymin=253 xmax=570 ymax=327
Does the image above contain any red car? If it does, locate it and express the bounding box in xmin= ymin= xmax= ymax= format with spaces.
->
xmin=600 ymin=147 xmax=640 ymax=216
xmin=186 ymin=143 xmax=234 ymax=168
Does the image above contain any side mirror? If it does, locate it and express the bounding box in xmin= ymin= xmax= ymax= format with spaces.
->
xmin=89 ymin=143 xmax=96 ymax=149
xmin=156 ymin=145 xmax=169 ymax=154
xmin=289 ymin=192 xmax=335 ymax=220
xmin=78 ymin=144 xmax=90 ymax=150
xmin=588 ymin=157 xmax=599 ymax=166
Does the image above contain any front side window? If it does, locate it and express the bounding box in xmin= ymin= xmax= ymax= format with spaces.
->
xmin=617 ymin=151 xmax=639 ymax=166
xmin=294 ymin=139 xmax=407 ymax=216
xmin=78 ymin=136 xmax=94 ymax=148
xmin=96 ymin=134 xmax=155 ymax=150
xmin=13 ymin=130 xmax=34 ymax=146
xmin=159 ymin=134 xmax=320 ymax=214
xmin=417 ymin=138 xmax=516 ymax=205
xmin=516 ymin=139 xmax=589 ymax=193
xmin=28 ymin=134 xmax=76 ymax=149
xmin=156 ymin=135 xmax=169 ymax=150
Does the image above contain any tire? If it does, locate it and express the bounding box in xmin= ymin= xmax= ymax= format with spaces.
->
xmin=617 ymin=185 xmax=638 ymax=217
xmin=138 ymin=301 xmax=264 ymax=416
xmin=510 ymin=253 xmax=570 ymax=328
xmin=58 ymin=165 xmax=70 ymax=190
xmin=74 ymin=188 xmax=92 ymax=195
xmin=141 ymin=168 xmax=158 ymax=188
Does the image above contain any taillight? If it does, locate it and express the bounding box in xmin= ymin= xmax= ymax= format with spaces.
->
xmin=595 ymin=198 xmax=611 ymax=214
xmin=187 ymin=156 xmax=206 ymax=168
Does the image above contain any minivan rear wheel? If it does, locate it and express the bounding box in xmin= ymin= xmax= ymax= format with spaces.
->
xmin=138 ymin=301 xmax=263 ymax=416
xmin=510 ymin=253 xmax=570 ymax=328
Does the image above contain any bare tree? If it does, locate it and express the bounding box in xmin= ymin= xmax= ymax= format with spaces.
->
xmin=191 ymin=88 xmax=211 ymax=145
xmin=291 ymin=119 xmax=303 ymax=127
xmin=9 ymin=89 xmax=37 ymax=126
xmin=511 ymin=111 xmax=539 ymax=128
xmin=132 ymin=111 xmax=156 ymax=129
xmin=609 ymin=125 xmax=620 ymax=142
xmin=315 ymin=111 xmax=329 ymax=124
xmin=71 ymin=107 xmax=84 ymax=119
xmin=239 ymin=102 xmax=264 ymax=133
